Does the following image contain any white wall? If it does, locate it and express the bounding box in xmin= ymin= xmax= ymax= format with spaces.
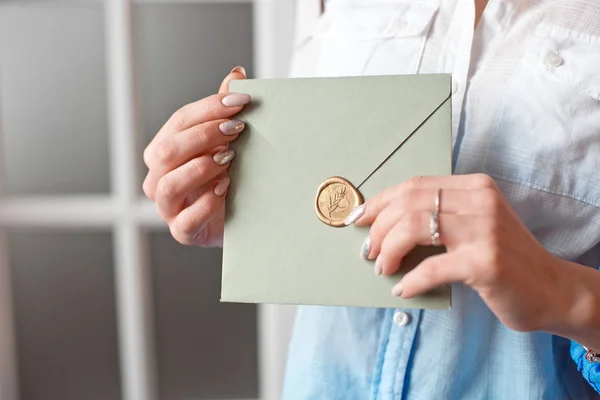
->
xmin=254 ymin=0 xmax=297 ymax=79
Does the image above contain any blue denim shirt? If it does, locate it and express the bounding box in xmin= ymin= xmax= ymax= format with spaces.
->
xmin=572 ymin=336 xmax=600 ymax=395
xmin=283 ymin=287 xmax=600 ymax=400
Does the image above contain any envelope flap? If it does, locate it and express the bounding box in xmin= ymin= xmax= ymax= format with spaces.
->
xmin=230 ymin=74 xmax=451 ymax=189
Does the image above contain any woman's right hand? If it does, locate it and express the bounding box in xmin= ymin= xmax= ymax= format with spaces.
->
xmin=143 ymin=66 xmax=249 ymax=247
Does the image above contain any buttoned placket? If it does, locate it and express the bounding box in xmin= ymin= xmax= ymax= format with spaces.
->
xmin=453 ymin=0 xmax=516 ymax=174
xmin=441 ymin=0 xmax=477 ymax=144
xmin=375 ymin=308 xmax=421 ymax=400
xmin=376 ymin=2 xmax=479 ymax=400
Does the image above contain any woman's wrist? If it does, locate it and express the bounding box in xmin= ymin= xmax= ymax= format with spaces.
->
xmin=542 ymin=257 xmax=600 ymax=349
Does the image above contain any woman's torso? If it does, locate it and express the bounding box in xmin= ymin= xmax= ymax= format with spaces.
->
xmin=283 ymin=1 xmax=600 ymax=399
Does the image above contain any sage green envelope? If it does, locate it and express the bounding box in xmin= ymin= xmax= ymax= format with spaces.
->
xmin=222 ymin=74 xmax=452 ymax=309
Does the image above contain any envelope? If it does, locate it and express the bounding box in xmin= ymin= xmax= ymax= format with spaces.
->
xmin=222 ymin=74 xmax=452 ymax=309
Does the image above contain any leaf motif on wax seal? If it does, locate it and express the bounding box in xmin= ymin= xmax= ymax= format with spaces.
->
xmin=328 ymin=186 xmax=347 ymax=216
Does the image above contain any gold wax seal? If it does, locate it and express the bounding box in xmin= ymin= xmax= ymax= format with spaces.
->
xmin=315 ymin=176 xmax=364 ymax=227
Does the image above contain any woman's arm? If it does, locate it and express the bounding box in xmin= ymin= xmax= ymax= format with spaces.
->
xmin=346 ymin=173 xmax=600 ymax=391
xmin=568 ymin=262 xmax=600 ymax=395
xmin=547 ymin=261 xmax=600 ymax=349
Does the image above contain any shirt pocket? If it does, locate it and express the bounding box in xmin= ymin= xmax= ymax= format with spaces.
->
xmin=312 ymin=1 xmax=439 ymax=77
xmin=483 ymin=23 xmax=600 ymax=207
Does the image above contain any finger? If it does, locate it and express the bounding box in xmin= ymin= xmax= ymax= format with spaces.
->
xmin=144 ymin=67 xmax=248 ymax=162
xmin=355 ymin=174 xmax=498 ymax=225
xmin=143 ymin=172 xmax=157 ymax=201
xmin=376 ymin=212 xmax=487 ymax=275
xmin=392 ymin=249 xmax=473 ymax=299
xmin=219 ymin=66 xmax=247 ymax=94
xmin=155 ymin=148 xmax=234 ymax=219
xmin=170 ymin=177 xmax=230 ymax=245
xmin=160 ymin=91 xmax=251 ymax=137
xmin=357 ymin=187 xmax=502 ymax=227
xmin=144 ymin=119 xmax=236 ymax=200
xmin=181 ymin=168 xmax=233 ymax=208
xmin=143 ymin=119 xmax=245 ymax=194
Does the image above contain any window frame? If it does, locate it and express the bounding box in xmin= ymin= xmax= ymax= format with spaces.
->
xmin=0 ymin=1 xmax=296 ymax=399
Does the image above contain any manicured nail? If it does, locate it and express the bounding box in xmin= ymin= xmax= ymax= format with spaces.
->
xmin=359 ymin=236 xmax=371 ymax=260
xmin=374 ymin=256 xmax=382 ymax=276
xmin=219 ymin=120 xmax=245 ymax=136
xmin=214 ymin=177 xmax=231 ymax=197
xmin=230 ymin=65 xmax=247 ymax=77
xmin=213 ymin=148 xmax=235 ymax=166
xmin=222 ymin=93 xmax=251 ymax=107
xmin=391 ymin=282 xmax=403 ymax=297
xmin=344 ymin=204 xmax=366 ymax=225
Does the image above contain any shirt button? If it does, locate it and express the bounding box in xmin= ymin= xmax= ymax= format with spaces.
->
xmin=451 ymin=79 xmax=459 ymax=95
xmin=393 ymin=311 xmax=410 ymax=327
xmin=545 ymin=51 xmax=563 ymax=68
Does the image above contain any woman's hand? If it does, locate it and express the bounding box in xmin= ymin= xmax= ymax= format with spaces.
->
xmin=350 ymin=173 xmax=576 ymax=333
xmin=143 ymin=67 xmax=249 ymax=247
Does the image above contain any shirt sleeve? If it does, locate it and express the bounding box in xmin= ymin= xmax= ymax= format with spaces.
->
xmin=570 ymin=267 xmax=600 ymax=394
xmin=570 ymin=341 xmax=600 ymax=394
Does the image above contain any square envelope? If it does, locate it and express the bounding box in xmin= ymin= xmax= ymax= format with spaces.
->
xmin=222 ymin=74 xmax=452 ymax=309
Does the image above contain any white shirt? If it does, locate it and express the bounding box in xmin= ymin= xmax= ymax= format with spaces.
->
xmin=292 ymin=0 xmax=600 ymax=281
xmin=283 ymin=1 xmax=600 ymax=399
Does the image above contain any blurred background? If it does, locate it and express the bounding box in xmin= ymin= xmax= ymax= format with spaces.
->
xmin=0 ymin=1 xmax=301 ymax=399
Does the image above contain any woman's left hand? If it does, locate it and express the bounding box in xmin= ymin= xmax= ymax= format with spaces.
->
xmin=352 ymin=173 xmax=569 ymax=333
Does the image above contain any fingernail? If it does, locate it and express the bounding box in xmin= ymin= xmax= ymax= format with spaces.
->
xmin=222 ymin=93 xmax=251 ymax=107
xmin=214 ymin=177 xmax=231 ymax=197
xmin=391 ymin=282 xmax=403 ymax=297
xmin=213 ymin=148 xmax=235 ymax=166
xmin=344 ymin=204 xmax=366 ymax=225
xmin=359 ymin=236 xmax=371 ymax=260
xmin=219 ymin=120 xmax=245 ymax=136
xmin=374 ymin=256 xmax=382 ymax=276
xmin=230 ymin=65 xmax=247 ymax=77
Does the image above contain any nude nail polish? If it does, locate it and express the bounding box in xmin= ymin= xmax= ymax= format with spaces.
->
xmin=213 ymin=149 xmax=235 ymax=166
xmin=391 ymin=282 xmax=404 ymax=297
xmin=374 ymin=256 xmax=382 ymax=276
xmin=219 ymin=120 xmax=245 ymax=136
xmin=359 ymin=236 xmax=371 ymax=260
xmin=345 ymin=204 xmax=366 ymax=225
xmin=222 ymin=93 xmax=251 ymax=107
xmin=214 ymin=177 xmax=231 ymax=197
xmin=230 ymin=66 xmax=247 ymax=77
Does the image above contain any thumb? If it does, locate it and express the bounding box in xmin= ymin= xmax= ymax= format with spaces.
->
xmin=219 ymin=66 xmax=247 ymax=94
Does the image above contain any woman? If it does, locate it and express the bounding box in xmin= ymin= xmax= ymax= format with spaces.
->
xmin=143 ymin=0 xmax=600 ymax=398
